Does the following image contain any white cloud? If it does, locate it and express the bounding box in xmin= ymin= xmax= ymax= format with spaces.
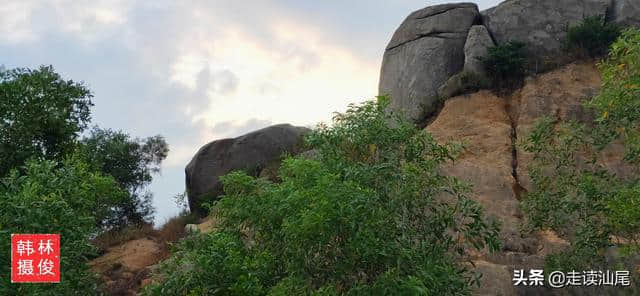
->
xmin=0 ymin=1 xmax=38 ymax=44
xmin=0 ymin=0 xmax=132 ymax=44
xmin=167 ymin=18 xmax=378 ymax=140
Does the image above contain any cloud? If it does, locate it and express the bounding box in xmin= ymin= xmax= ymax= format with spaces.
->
xmin=210 ymin=118 xmax=274 ymax=139
xmin=0 ymin=1 xmax=37 ymax=43
xmin=0 ymin=0 xmax=133 ymax=45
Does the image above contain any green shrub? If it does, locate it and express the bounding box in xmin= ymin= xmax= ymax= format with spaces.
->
xmin=143 ymin=232 xmax=278 ymax=296
xmin=522 ymin=29 xmax=640 ymax=273
xmin=564 ymin=16 xmax=620 ymax=58
xmin=589 ymin=28 xmax=640 ymax=164
xmin=0 ymin=158 xmax=127 ymax=295
xmin=144 ymin=97 xmax=500 ymax=295
xmin=480 ymin=42 xmax=527 ymax=90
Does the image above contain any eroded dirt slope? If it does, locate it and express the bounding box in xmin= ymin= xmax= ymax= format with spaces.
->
xmin=425 ymin=62 xmax=636 ymax=295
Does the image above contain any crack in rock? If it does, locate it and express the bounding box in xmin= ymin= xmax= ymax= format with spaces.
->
xmin=386 ymin=31 xmax=468 ymax=51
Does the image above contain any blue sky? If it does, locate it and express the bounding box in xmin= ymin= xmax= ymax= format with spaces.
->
xmin=1 ymin=0 xmax=501 ymax=226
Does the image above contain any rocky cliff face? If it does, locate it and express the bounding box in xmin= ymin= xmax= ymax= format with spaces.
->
xmin=428 ymin=61 xmax=638 ymax=296
xmin=379 ymin=1 xmax=640 ymax=294
xmin=482 ymin=0 xmax=610 ymax=72
xmin=380 ymin=0 xmax=640 ymax=125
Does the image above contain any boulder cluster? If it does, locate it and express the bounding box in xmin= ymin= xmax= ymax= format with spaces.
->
xmin=379 ymin=0 xmax=640 ymax=124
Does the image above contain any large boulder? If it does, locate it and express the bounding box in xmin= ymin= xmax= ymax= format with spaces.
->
xmin=379 ymin=3 xmax=480 ymax=124
xmin=185 ymin=124 xmax=310 ymax=216
xmin=482 ymin=0 xmax=610 ymax=72
xmin=610 ymin=0 xmax=640 ymax=27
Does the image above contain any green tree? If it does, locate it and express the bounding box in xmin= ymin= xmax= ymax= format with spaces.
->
xmin=78 ymin=127 xmax=169 ymax=228
xmin=522 ymin=28 xmax=640 ymax=274
xmin=0 ymin=65 xmax=169 ymax=229
xmin=0 ymin=158 xmax=127 ymax=295
xmin=144 ymin=97 xmax=500 ymax=295
xmin=0 ymin=66 xmax=93 ymax=176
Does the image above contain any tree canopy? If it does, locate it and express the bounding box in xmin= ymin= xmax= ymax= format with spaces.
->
xmin=78 ymin=127 xmax=168 ymax=228
xmin=0 ymin=66 xmax=93 ymax=176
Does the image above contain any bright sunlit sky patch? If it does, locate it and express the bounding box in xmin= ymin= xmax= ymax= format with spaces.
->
xmin=1 ymin=0 xmax=501 ymax=225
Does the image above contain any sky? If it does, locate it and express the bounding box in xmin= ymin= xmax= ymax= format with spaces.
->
xmin=1 ymin=0 xmax=502 ymax=226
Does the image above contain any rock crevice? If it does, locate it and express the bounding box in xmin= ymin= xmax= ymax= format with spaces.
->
xmin=505 ymin=95 xmax=526 ymax=201
xmin=385 ymin=31 xmax=468 ymax=51
xmin=414 ymin=5 xmax=478 ymax=20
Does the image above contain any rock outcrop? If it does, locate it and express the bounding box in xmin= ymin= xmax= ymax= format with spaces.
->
xmin=426 ymin=61 xmax=640 ymax=295
xmin=482 ymin=0 xmax=610 ymax=72
xmin=463 ymin=25 xmax=495 ymax=76
xmin=379 ymin=3 xmax=480 ymax=123
xmin=514 ymin=63 xmax=602 ymax=192
xmin=437 ymin=25 xmax=494 ymax=99
xmin=185 ymin=124 xmax=310 ymax=216
xmin=380 ymin=0 xmax=640 ymax=125
xmin=426 ymin=89 xmax=549 ymax=296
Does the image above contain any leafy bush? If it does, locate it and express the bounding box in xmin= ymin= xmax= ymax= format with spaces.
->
xmin=564 ymin=16 xmax=620 ymax=58
xmin=0 ymin=158 xmax=127 ymax=295
xmin=522 ymin=28 xmax=640 ymax=273
xmin=521 ymin=119 xmax=618 ymax=271
xmin=143 ymin=232 xmax=278 ymax=296
xmin=480 ymin=42 xmax=527 ymax=90
xmin=144 ymin=97 xmax=500 ymax=295
xmin=589 ymin=28 xmax=640 ymax=164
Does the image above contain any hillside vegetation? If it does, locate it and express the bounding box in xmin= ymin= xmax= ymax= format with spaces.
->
xmin=143 ymin=97 xmax=500 ymax=295
xmin=0 ymin=66 xmax=169 ymax=295
xmin=144 ymin=25 xmax=640 ymax=296
xmin=3 ymin=7 xmax=640 ymax=296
